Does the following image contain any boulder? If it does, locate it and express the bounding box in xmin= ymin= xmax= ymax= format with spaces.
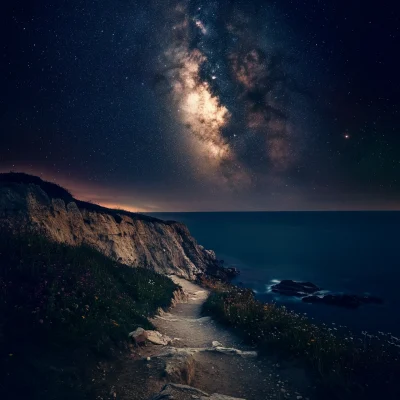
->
xmin=146 ymin=330 xmax=172 ymax=345
xmin=205 ymin=261 xmax=240 ymax=281
xmin=270 ymin=279 xmax=383 ymax=309
xmin=271 ymin=280 xmax=321 ymax=297
xmin=129 ymin=327 xmax=148 ymax=345
xmin=129 ymin=328 xmax=173 ymax=346
xmin=154 ymin=345 xmax=257 ymax=359
xmin=155 ymin=348 xmax=197 ymax=385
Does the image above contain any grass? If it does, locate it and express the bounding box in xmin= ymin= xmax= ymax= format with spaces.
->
xmin=0 ymin=232 xmax=178 ymax=400
xmin=202 ymin=280 xmax=400 ymax=400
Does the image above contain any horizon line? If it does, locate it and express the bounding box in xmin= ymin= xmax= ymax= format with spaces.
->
xmin=146 ymin=209 xmax=400 ymax=213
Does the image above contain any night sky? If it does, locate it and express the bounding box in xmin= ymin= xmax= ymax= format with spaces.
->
xmin=1 ymin=0 xmax=399 ymax=211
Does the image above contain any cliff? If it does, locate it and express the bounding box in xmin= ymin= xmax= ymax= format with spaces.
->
xmin=0 ymin=173 xmax=218 ymax=279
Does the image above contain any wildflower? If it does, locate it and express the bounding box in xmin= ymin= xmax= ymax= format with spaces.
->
xmin=39 ymin=319 xmax=44 ymax=324
xmin=82 ymin=316 xmax=85 ymax=319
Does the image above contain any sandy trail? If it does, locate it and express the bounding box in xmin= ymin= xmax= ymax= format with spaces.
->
xmin=150 ymin=276 xmax=313 ymax=400
xmin=106 ymin=277 xmax=314 ymax=400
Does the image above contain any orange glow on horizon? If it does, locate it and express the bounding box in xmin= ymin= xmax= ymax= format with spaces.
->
xmin=98 ymin=203 xmax=148 ymax=214
xmin=0 ymin=166 xmax=151 ymax=214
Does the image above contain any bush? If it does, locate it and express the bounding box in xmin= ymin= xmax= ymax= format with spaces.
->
xmin=0 ymin=232 xmax=178 ymax=399
xmin=203 ymin=287 xmax=400 ymax=400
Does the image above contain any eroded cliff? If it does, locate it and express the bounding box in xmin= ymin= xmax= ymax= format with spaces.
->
xmin=0 ymin=175 xmax=218 ymax=279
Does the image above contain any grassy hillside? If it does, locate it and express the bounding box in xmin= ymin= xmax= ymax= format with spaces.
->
xmin=0 ymin=232 xmax=178 ymax=400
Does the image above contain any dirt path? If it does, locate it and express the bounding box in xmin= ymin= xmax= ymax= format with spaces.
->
xmin=105 ymin=276 xmax=315 ymax=400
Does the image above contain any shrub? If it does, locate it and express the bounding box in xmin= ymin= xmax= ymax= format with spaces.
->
xmin=203 ymin=286 xmax=400 ymax=400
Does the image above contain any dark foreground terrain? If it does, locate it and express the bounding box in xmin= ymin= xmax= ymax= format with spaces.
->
xmin=202 ymin=277 xmax=400 ymax=400
xmin=0 ymin=232 xmax=177 ymax=400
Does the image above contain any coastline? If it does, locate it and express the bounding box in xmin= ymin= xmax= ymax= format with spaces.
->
xmin=148 ymin=211 xmax=400 ymax=336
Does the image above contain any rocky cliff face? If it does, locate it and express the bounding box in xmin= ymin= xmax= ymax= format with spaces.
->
xmin=0 ymin=179 xmax=218 ymax=279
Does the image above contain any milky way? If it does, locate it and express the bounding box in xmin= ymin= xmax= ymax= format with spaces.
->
xmin=2 ymin=0 xmax=399 ymax=210
xmin=155 ymin=1 xmax=246 ymax=186
xmin=156 ymin=0 xmax=311 ymax=188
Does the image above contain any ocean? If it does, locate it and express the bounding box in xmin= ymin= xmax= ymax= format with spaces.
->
xmin=150 ymin=212 xmax=400 ymax=336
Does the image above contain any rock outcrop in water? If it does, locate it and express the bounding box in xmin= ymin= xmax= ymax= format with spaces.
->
xmin=0 ymin=173 xmax=225 ymax=280
xmin=271 ymin=279 xmax=321 ymax=297
xmin=271 ymin=279 xmax=383 ymax=309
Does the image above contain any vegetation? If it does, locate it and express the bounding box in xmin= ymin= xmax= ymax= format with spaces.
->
xmin=0 ymin=232 xmax=178 ymax=400
xmin=0 ymin=172 xmax=74 ymax=202
xmin=202 ymin=281 xmax=400 ymax=400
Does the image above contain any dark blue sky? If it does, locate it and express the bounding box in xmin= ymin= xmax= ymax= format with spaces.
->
xmin=1 ymin=0 xmax=399 ymax=211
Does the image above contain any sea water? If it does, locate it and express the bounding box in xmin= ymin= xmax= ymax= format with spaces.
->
xmin=150 ymin=211 xmax=400 ymax=335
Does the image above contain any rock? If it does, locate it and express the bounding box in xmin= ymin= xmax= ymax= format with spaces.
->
xmin=156 ymin=348 xmax=197 ymax=385
xmin=149 ymin=383 xmax=245 ymax=400
xmin=129 ymin=327 xmax=148 ymax=345
xmin=156 ymin=345 xmax=257 ymax=359
xmin=129 ymin=328 xmax=174 ymax=346
xmin=205 ymin=262 xmax=240 ymax=282
xmin=302 ymin=294 xmax=383 ymax=309
xmin=271 ymin=279 xmax=383 ymax=309
xmin=210 ymin=346 xmax=257 ymax=358
xmin=146 ymin=330 xmax=172 ymax=345
xmin=271 ymin=280 xmax=321 ymax=297
xmin=152 ymin=344 xmax=257 ymax=382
